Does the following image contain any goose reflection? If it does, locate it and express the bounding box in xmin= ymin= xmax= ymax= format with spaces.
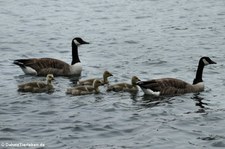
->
xmin=192 ymin=93 xmax=208 ymax=110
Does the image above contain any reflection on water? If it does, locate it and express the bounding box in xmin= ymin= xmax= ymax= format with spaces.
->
xmin=192 ymin=93 xmax=208 ymax=110
xmin=132 ymin=94 xmax=169 ymax=108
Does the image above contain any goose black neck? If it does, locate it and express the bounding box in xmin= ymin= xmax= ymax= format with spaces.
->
xmin=71 ymin=42 xmax=80 ymax=65
xmin=193 ymin=61 xmax=204 ymax=84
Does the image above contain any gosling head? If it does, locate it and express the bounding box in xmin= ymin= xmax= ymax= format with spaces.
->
xmin=72 ymin=37 xmax=90 ymax=46
xmin=103 ymin=71 xmax=113 ymax=78
xmin=131 ymin=76 xmax=141 ymax=85
xmin=46 ymin=74 xmax=54 ymax=82
xmin=93 ymin=79 xmax=104 ymax=88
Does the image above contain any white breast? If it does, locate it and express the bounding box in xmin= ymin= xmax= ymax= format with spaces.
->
xmin=193 ymin=82 xmax=205 ymax=91
xmin=70 ymin=62 xmax=82 ymax=75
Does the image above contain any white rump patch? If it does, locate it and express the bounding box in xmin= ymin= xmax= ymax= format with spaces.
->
xmin=202 ymin=58 xmax=209 ymax=65
xmin=21 ymin=66 xmax=37 ymax=75
xmin=70 ymin=62 xmax=82 ymax=75
xmin=141 ymin=88 xmax=160 ymax=96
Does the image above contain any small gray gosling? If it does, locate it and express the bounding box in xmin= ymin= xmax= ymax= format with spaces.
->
xmin=18 ymin=74 xmax=54 ymax=93
xmin=66 ymin=79 xmax=103 ymax=96
xmin=107 ymin=76 xmax=140 ymax=93
xmin=78 ymin=71 xmax=113 ymax=86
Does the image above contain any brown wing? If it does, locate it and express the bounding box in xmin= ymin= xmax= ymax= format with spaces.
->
xmin=138 ymin=78 xmax=190 ymax=91
xmin=155 ymin=78 xmax=190 ymax=89
xmin=15 ymin=58 xmax=70 ymax=76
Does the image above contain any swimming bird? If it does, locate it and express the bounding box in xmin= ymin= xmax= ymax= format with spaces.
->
xmin=18 ymin=74 xmax=54 ymax=93
xmin=107 ymin=76 xmax=140 ymax=92
xmin=13 ymin=37 xmax=89 ymax=76
xmin=137 ymin=57 xmax=216 ymax=96
xmin=66 ymin=79 xmax=103 ymax=96
xmin=78 ymin=71 xmax=113 ymax=86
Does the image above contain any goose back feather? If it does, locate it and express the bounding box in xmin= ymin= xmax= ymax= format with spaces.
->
xmin=137 ymin=57 xmax=216 ymax=96
xmin=14 ymin=37 xmax=89 ymax=76
xmin=137 ymin=78 xmax=204 ymax=96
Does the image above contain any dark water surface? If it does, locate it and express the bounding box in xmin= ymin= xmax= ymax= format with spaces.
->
xmin=1 ymin=0 xmax=225 ymax=148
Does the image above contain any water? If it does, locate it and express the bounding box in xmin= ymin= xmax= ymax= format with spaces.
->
xmin=0 ymin=0 xmax=225 ymax=148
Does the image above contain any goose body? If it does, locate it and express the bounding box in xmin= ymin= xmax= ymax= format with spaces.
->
xmin=137 ymin=57 xmax=216 ymax=96
xmin=107 ymin=76 xmax=140 ymax=92
xmin=66 ymin=79 xmax=103 ymax=96
xmin=18 ymin=74 xmax=54 ymax=93
xmin=78 ymin=71 xmax=113 ymax=86
xmin=13 ymin=37 xmax=89 ymax=76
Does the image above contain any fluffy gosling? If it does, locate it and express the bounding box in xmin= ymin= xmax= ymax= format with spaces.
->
xmin=66 ymin=79 xmax=103 ymax=96
xmin=18 ymin=74 xmax=54 ymax=93
xmin=107 ymin=76 xmax=140 ymax=93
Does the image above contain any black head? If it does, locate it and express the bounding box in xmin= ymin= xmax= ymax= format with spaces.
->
xmin=200 ymin=57 xmax=217 ymax=65
xmin=72 ymin=37 xmax=89 ymax=46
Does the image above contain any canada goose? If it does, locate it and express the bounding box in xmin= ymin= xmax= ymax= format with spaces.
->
xmin=78 ymin=71 xmax=113 ymax=86
xmin=66 ymin=79 xmax=103 ymax=96
xmin=137 ymin=57 xmax=216 ymax=96
xmin=107 ymin=76 xmax=140 ymax=92
xmin=18 ymin=74 xmax=54 ymax=93
xmin=13 ymin=37 xmax=89 ymax=76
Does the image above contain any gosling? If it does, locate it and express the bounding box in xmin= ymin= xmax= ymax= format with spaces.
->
xmin=18 ymin=74 xmax=54 ymax=93
xmin=66 ymin=79 xmax=103 ymax=96
xmin=107 ymin=76 xmax=140 ymax=93
xmin=78 ymin=71 xmax=113 ymax=85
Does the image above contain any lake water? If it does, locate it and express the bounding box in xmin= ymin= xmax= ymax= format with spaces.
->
xmin=1 ymin=0 xmax=225 ymax=148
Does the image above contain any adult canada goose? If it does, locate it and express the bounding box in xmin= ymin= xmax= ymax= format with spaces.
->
xmin=107 ymin=76 xmax=140 ymax=92
xmin=78 ymin=71 xmax=113 ymax=86
xmin=66 ymin=79 xmax=103 ymax=96
xmin=137 ymin=57 xmax=216 ymax=96
xmin=13 ymin=37 xmax=89 ymax=76
xmin=18 ymin=74 xmax=54 ymax=93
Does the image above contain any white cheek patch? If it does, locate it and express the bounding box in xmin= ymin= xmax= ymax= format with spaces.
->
xmin=202 ymin=59 xmax=209 ymax=65
xmin=74 ymin=40 xmax=81 ymax=46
